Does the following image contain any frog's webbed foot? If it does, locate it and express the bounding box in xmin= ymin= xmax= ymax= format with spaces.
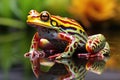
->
xmin=24 ymin=50 xmax=45 ymax=78
xmin=24 ymin=50 xmax=45 ymax=59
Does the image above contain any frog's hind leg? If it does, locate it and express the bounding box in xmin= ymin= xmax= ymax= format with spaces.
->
xmin=78 ymin=42 xmax=110 ymax=58
xmin=96 ymin=42 xmax=110 ymax=57
xmin=86 ymin=34 xmax=110 ymax=56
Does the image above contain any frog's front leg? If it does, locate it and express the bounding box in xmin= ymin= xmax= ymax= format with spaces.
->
xmin=24 ymin=32 xmax=46 ymax=78
xmin=24 ymin=32 xmax=45 ymax=59
xmin=85 ymin=34 xmax=110 ymax=57
xmin=56 ymin=32 xmax=79 ymax=59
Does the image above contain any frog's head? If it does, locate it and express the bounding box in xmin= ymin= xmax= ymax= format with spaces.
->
xmin=27 ymin=10 xmax=83 ymax=31
xmin=27 ymin=10 xmax=59 ymax=29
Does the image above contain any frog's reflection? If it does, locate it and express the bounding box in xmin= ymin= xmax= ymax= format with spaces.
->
xmin=56 ymin=58 xmax=87 ymax=80
xmin=39 ymin=56 xmax=109 ymax=80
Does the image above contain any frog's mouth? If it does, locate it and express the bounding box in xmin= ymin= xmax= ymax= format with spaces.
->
xmin=27 ymin=22 xmax=60 ymax=31
xmin=27 ymin=22 xmax=52 ymax=29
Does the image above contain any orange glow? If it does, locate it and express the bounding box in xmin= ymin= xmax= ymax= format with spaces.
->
xmin=69 ymin=0 xmax=116 ymax=27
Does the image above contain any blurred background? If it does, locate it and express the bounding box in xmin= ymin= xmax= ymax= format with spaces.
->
xmin=0 ymin=0 xmax=120 ymax=80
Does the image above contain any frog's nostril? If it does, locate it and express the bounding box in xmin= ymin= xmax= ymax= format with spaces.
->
xmin=28 ymin=10 xmax=40 ymax=16
xmin=29 ymin=10 xmax=35 ymax=15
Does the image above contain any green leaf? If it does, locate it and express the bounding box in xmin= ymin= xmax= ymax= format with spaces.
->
xmin=0 ymin=17 xmax=26 ymax=29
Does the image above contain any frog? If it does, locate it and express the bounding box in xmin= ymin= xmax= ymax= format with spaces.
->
xmin=24 ymin=10 xmax=110 ymax=78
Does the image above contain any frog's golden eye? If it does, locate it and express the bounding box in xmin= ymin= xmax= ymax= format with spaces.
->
xmin=40 ymin=11 xmax=50 ymax=22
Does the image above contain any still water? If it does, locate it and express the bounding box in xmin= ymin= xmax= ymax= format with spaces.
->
xmin=0 ymin=28 xmax=120 ymax=80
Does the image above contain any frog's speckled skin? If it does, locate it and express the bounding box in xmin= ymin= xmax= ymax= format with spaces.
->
xmin=24 ymin=10 xmax=110 ymax=78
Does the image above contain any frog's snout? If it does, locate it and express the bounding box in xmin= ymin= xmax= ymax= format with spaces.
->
xmin=28 ymin=10 xmax=40 ymax=17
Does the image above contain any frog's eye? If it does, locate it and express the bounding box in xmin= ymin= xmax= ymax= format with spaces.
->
xmin=40 ymin=11 xmax=50 ymax=22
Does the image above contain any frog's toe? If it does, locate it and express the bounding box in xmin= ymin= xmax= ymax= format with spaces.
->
xmin=48 ymin=54 xmax=61 ymax=60
xmin=56 ymin=54 xmax=68 ymax=59
xmin=56 ymin=55 xmax=62 ymax=59
xmin=24 ymin=50 xmax=46 ymax=60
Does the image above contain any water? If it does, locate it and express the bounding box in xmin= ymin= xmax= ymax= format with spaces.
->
xmin=0 ymin=28 xmax=120 ymax=80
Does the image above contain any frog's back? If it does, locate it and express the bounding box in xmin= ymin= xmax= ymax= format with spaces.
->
xmin=51 ymin=15 xmax=85 ymax=31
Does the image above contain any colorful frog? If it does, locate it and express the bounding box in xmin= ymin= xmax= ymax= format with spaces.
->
xmin=24 ymin=10 xmax=110 ymax=78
